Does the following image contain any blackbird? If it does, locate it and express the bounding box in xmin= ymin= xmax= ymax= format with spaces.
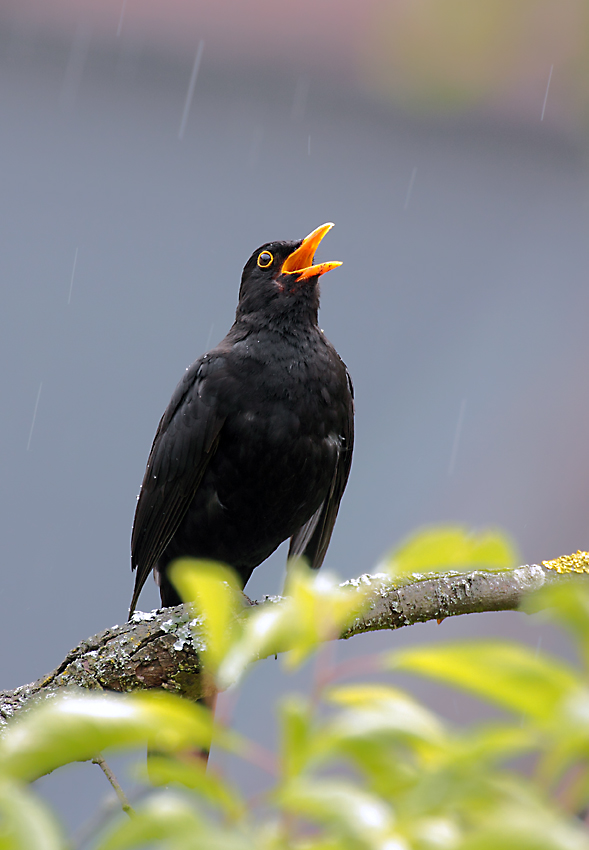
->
xmin=129 ymin=223 xmax=354 ymax=617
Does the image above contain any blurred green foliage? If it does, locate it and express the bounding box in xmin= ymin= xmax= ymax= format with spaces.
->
xmin=382 ymin=525 xmax=517 ymax=579
xmin=2 ymin=528 xmax=589 ymax=848
xmin=360 ymin=0 xmax=589 ymax=126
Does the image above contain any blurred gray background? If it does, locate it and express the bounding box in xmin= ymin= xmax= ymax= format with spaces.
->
xmin=1 ymin=0 xmax=589 ymax=835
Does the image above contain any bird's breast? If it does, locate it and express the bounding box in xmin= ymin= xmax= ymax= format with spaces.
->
xmin=201 ymin=327 xmax=348 ymax=475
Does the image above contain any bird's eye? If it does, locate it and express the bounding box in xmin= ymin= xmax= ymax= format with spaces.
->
xmin=257 ymin=251 xmax=273 ymax=268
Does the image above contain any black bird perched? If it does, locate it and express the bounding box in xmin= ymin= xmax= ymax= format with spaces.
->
xmin=129 ymin=223 xmax=354 ymax=617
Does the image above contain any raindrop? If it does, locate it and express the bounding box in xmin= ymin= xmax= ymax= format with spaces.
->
xmin=404 ymin=166 xmax=417 ymax=210
xmin=540 ymin=64 xmax=553 ymax=122
xmin=179 ymin=40 xmax=205 ymax=140
xmin=116 ymin=0 xmax=128 ymax=38
xmin=68 ymin=247 xmax=78 ymax=305
xmin=27 ymin=383 xmax=43 ymax=451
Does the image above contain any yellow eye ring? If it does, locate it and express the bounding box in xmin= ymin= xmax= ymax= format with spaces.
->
xmin=257 ymin=251 xmax=273 ymax=268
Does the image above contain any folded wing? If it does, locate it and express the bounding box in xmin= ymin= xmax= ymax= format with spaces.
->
xmin=129 ymin=360 xmax=226 ymax=616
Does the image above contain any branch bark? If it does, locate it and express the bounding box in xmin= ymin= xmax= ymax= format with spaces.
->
xmin=0 ymin=564 xmax=569 ymax=728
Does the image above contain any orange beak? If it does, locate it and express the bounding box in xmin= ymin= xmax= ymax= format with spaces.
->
xmin=281 ymin=222 xmax=342 ymax=281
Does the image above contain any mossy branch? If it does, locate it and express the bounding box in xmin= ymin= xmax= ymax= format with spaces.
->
xmin=0 ymin=561 xmax=584 ymax=728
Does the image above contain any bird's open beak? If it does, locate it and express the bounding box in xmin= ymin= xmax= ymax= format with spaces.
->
xmin=281 ymin=222 xmax=342 ymax=281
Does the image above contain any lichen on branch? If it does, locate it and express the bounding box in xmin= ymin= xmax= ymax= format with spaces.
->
xmin=0 ymin=561 xmax=584 ymax=728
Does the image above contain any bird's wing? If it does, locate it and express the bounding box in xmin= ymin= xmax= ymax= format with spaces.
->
xmin=288 ymin=369 xmax=354 ymax=570
xmin=129 ymin=359 xmax=226 ymax=616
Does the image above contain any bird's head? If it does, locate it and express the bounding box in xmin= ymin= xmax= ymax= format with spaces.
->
xmin=237 ymin=223 xmax=341 ymax=322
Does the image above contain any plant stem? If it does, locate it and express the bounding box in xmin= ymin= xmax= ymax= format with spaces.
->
xmin=92 ymin=754 xmax=135 ymax=818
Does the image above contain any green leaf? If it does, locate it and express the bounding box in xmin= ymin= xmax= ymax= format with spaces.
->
xmin=280 ymin=561 xmax=373 ymax=668
xmin=406 ymin=815 xmax=460 ymax=850
xmin=394 ymin=726 xmax=540 ymax=823
xmin=279 ymin=697 xmax=316 ymax=780
xmin=523 ymin=580 xmax=589 ymax=672
xmin=170 ymin=559 xmax=245 ymax=675
xmin=0 ymin=779 xmax=65 ymax=850
xmin=532 ymin=686 xmax=589 ymax=788
xmin=279 ymin=779 xmax=404 ymax=850
xmin=96 ymin=790 xmax=254 ymax=850
xmin=460 ymin=802 xmax=589 ymax=850
xmin=95 ymin=790 xmax=203 ymax=849
xmin=218 ymin=562 xmax=371 ymax=687
xmin=382 ymin=526 xmax=517 ymax=579
xmin=326 ymin=684 xmax=445 ymax=748
xmin=0 ymin=692 xmax=214 ymax=781
xmin=452 ymin=723 xmax=538 ymax=766
xmin=385 ymin=641 xmax=578 ymax=722
xmin=282 ymin=690 xmax=441 ymax=797
xmin=145 ymin=755 xmax=245 ymax=819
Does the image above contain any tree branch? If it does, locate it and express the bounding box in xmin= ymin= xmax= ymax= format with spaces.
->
xmin=341 ymin=563 xmax=550 ymax=637
xmin=0 ymin=564 xmax=575 ymax=727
